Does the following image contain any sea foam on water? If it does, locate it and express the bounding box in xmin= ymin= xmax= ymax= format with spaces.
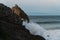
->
xmin=23 ymin=21 xmax=60 ymax=40
xmin=23 ymin=21 xmax=52 ymax=40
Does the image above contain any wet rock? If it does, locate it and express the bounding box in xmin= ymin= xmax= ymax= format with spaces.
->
xmin=0 ymin=3 xmax=45 ymax=40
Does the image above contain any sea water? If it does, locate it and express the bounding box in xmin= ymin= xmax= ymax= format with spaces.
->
xmin=29 ymin=16 xmax=60 ymax=30
xmin=29 ymin=16 xmax=60 ymax=40
xmin=23 ymin=16 xmax=60 ymax=40
xmin=24 ymin=22 xmax=51 ymax=40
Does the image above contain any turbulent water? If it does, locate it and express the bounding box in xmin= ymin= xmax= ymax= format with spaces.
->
xmin=23 ymin=20 xmax=60 ymax=40
xmin=29 ymin=16 xmax=60 ymax=30
xmin=23 ymin=16 xmax=60 ymax=40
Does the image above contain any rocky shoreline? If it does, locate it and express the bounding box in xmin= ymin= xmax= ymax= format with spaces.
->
xmin=0 ymin=3 xmax=45 ymax=40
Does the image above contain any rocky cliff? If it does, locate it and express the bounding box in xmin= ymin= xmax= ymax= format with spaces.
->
xmin=0 ymin=3 xmax=45 ymax=40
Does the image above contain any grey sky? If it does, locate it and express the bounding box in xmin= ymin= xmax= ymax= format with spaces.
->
xmin=0 ymin=0 xmax=60 ymax=16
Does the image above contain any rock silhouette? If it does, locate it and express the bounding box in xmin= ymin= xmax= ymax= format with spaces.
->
xmin=12 ymin=4 xmax=29 ymax=23
xmin=0 ymin=3 xmax=45 ymax=40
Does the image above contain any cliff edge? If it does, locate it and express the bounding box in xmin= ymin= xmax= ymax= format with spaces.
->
xmin=0 ymin=3 xmax=45 ymax=40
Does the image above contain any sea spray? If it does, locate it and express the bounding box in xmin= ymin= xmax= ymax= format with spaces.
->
xmin=23 ymin=21 xmax=51 ymax=40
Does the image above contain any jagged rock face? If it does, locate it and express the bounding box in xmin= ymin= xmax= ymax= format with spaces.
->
xmin=0 ymin=3 xmax=45 ymax=40
xmin=0 ymin=3 xmax=22 ymax=25
xmin=12 ymin=4 xmax=30 ymax=23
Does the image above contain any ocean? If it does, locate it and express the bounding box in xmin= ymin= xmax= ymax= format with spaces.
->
xmin=25 ymin=16 xmax=60 ymax=40
xmin=29 ymin=16 xmax=60 ymax=30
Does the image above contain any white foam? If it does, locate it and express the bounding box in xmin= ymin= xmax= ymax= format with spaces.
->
xmin=23 ymin=22 xmax=51 ymax=40
xmin=23 ymin=21 xmax=60 ymax=40
xmin=48 ymin=30 xmax=60 ymax=40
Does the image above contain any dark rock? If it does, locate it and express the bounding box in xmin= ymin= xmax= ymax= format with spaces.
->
xmin=0 ymin=3 xmax=45 ymax=40
xmin=0 ymin=3 xmax=22 ymax=25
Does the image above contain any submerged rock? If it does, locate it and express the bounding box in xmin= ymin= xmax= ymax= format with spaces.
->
xmin=0 ymin=3 xmax=45 ymax=40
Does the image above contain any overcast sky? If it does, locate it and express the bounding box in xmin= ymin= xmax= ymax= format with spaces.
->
xmin=0 ymin=0 xmax=60 ymax=16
